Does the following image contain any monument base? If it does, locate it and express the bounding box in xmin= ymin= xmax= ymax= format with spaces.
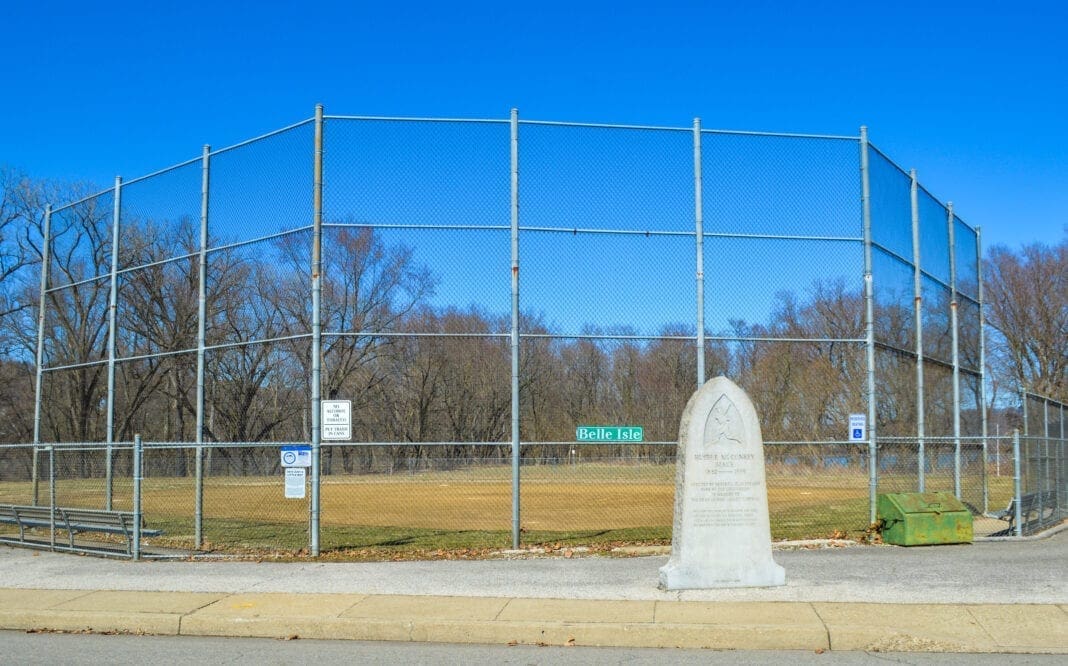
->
xmin=658 ymin=558 xmax=785 ymax=590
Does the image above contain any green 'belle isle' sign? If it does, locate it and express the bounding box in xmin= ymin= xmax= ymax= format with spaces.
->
xmin=575 ymin=426 xmax=644 ymax=442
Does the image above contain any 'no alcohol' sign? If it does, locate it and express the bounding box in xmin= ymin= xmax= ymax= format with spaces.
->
xmin=322 ymin=400 xmax=352 ymax=440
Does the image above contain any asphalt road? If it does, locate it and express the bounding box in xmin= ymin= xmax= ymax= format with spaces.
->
xmin=3 ymin=631 xmax=1067 ymax=665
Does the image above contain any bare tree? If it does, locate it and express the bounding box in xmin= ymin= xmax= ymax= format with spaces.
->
xmin=0 ymin=167 xmax=46 ymax=446
xmin=275 ymin=226 xmax=436 ymax=411
xmin=516 ymin=313 xmax=563 ymax=441
xmin=984 ymin=235 xmax=1068 ymax=401
xmin=375 ymin=307 xmax=445 ymax=444
xmin=558 ymin=328 xmax=611 ymax=428
xmin=0 ymin=167 xmax=45 ymax=325
xmin=36 ymin=194 xmax=114 ymax=445
xmin=435 ymin=307 xmax=511 ymax=444
xmin=635 ymin=326 xmax=697 ymax=441
xmin=112 ymin=216 xmax=199 ymax=441
xmin=210 ymin=256 xmax=304 ymax=444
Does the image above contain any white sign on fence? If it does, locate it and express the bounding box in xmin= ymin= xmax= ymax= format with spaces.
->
xmin=280 ymin=445 xmax=312 ymax=467
xmin=284 ymin=468 xmax=306 ymax=499
xmin=848 ymin=413 xmax=867 ymax=442
xmin=321 ymin=399 xmax=352 ymax=440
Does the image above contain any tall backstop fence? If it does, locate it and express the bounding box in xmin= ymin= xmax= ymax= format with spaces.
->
xmin=1 ymin=106 xmax=1028 ymax=556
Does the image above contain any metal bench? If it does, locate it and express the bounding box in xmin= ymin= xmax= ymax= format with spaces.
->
xmin=992 ymin=490 xmax=1058 ymax=533
xmin=0 ymin=503 xmax=161 ymax=557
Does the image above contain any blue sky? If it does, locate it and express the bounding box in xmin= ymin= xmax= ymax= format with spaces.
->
xmin=3 ymin=0 xmax=1065 ymax=251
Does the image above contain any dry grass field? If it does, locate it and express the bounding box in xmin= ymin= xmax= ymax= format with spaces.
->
xmin=0 ymin=462 xmax=1015 ymax=555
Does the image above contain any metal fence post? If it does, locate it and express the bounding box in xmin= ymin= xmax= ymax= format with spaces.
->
xmin=910 ymin=169 xmax=925 ymax=491
xmin=195 ymin=144 xmax=210 ymax=549
xmin=977 ymin=226 xmax=989 ymax=513
xmin=1042 ymin=397 xmax=1050 ymax=517
xmin=1055 ymin=401 xmax=1063 ymax=510
xmin=1060 ymin=403 xmax=1066 ymax=518
xmin=1022 ymin=388 xmax=1029 ymax=437
xmin=859 ymin=127 xmax=878 ymax=523
xmin=1021 ymin=388 xmax=1030 ymax=499
xmin=947 ymin=203 xmax=962 ymax=499
xmin=105 ymin=176 xmax=122 ymax=511
xmin=693 ymin=118 xmax=705 ymax=387
xmin=310 ymin=104 xmax=324 ymax=556
xmin=1012 ymin=428 xmax=1022 ymax=537
xmin=510 ymin=108 xmax=521 ymax=550
xmin=1022 ymin=389 xmax=1028 ymax=434
xmin=49 ymin=442 xmax=56 ymax=550
xmin=133 ymin=434 xmax=143 ymax=561
xmin=1043 ymin=396 xmax=1049 ymax=439
xmin=32 ymin=204 xmax=53 ymax=506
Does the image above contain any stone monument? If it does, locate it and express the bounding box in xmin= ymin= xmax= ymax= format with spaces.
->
xmin=659 ymin=376 xmax=785 ymax=589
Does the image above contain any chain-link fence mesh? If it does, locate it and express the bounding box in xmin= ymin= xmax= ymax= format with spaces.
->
xmin=1017 ymin=393 xmax=1067 ymax=534
xmin=4 ymin=109 xmax=1043 ymax=558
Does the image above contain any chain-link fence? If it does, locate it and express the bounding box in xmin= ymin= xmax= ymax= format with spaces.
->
xmin=3 ymin=106 xmax=1025 ymax=556
xmin=1013 ymin=392 xmax=1067 ymax=534
xmin=1 ymin=439 xmax=884 ymax=554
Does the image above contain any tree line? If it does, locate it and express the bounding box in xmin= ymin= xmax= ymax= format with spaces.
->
xmin=0 ymin=166 xmax=1064 ymax=478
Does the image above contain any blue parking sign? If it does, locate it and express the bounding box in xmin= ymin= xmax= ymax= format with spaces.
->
xmin=848 ymin=414 xmax=866 ymax=442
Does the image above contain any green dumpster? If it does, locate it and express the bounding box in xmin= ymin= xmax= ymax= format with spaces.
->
xmin=877 ymin=492 xmax=973 ymax=546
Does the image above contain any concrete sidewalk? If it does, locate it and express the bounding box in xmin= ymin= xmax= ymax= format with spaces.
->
xmin=1 ymin=588 xmax=1066 ymax=653
xmin=1 ymin=530 xmax=1066 ymax=654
